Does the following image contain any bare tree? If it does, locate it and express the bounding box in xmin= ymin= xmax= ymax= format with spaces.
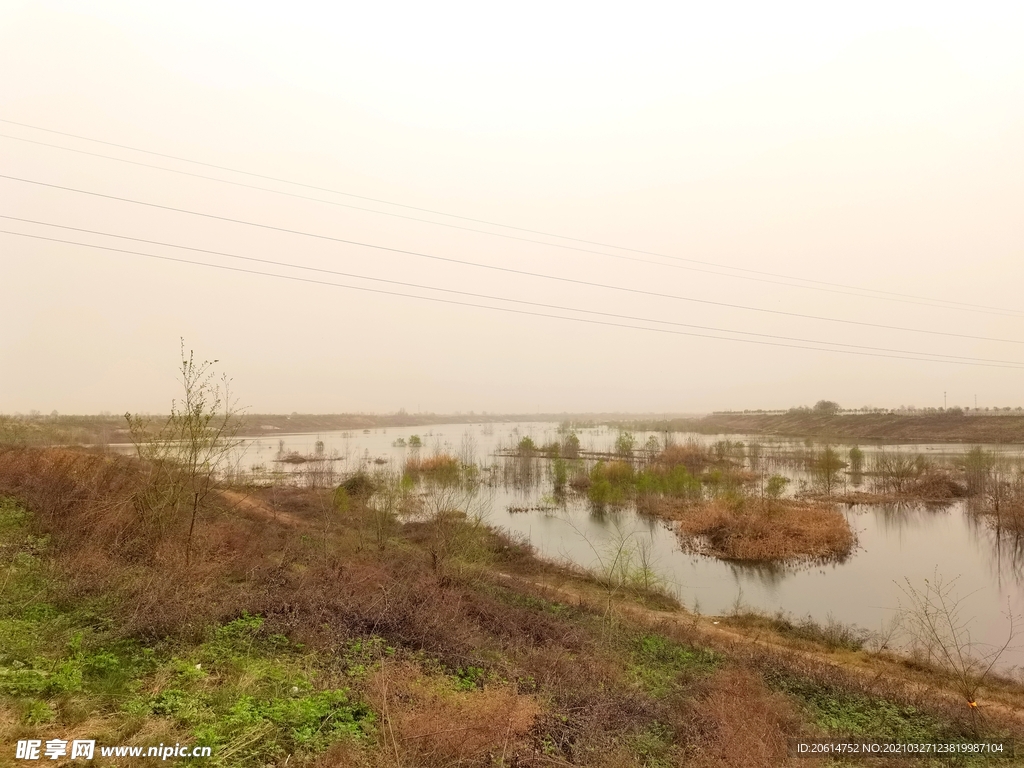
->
xmin=897 ymin=570 xmax=1018 ymax=729
xmin=125 ymin=340 xmax=243 ymax=565
xmin=873 ymin=450 xmax=924 ymax=494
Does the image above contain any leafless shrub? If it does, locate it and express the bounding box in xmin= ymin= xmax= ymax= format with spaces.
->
xmin=897 ymin=569 xmax=1019 ymax=725
xmin=361 ymin=469 xmax=407 ymax=550
xmin=124 ymin=341 xmax=243 ymax=564
xmin=872 ymin=450 xmax=927 ymax=494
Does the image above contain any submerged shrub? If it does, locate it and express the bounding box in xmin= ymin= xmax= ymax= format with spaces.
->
xmin=812 ymin=446 xmax=846 ymax=497
xmin=551 ymin=458 xmax=568 ymax=491
xmin=848 ymin=446 xmax=864 ymax=474
xmin=655 ymin=443 xmax=712 ymax=472
xmin=338 ymin=471 xmax=374 ymax=498
xmin=764 ymin=475 xmax=790 ymax=499
xmin=615 ymin=432 xmax=636 ymax=457
xmin=962 ymin=446 xmax=995 ymax=495
xmin=562 ymin=432 xmax=581 ymax=459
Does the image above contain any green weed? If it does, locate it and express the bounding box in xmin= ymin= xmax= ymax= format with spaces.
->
xmin=768 ymin=672 xmax=958 ymax=743
xmin=0 ymin=500 xmax=373 ymax=766
xmin=125 ymin=615 xmax=374 ymax=763
xmin=627 ymin=720 xmax=676 ymax=767
xmin=627 ymin=633 xmax=718 ymax=698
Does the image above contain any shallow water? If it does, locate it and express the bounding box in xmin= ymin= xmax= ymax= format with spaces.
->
xmin=135 ymin=422 xmax=1024 ymax=670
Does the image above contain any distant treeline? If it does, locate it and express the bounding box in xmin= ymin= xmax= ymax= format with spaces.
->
xmin=712 ymin=407 xmax=1024 ymax=416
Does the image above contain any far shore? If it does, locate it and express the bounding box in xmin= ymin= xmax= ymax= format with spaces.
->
xmin=4 ymin=409 xmax=1024 ymax=446
xmin=614 ymin=411 xmax=1024 ymax=444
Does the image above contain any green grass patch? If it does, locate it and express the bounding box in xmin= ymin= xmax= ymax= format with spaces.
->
xmin=478 ymin=579 xmax=574 ymax=617
xmin=765 ymin=671 xmax=1015 ymax=765
xmin=769 ymin=672 xmax=949 ymax=741
xmin=764 ymin=672 xmax=1024 ymax=766
xmin=122 ymin=615 xmax=376 ymax=763
xmin=1 ymin=498 xmax=155 ymax=705
xmin=626 ymin=633 xmax=719 ymax=698
xmin=627 ymin=720 xmax=676 ymax=767
xmin=0 ymin=498 xmax=374 ymax=766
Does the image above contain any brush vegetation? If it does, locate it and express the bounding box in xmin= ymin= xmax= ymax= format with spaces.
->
xmin=2 ymin=448 xmax=1020 ymax=766
xmin=574 ymin=443 xmax=854 ymax=563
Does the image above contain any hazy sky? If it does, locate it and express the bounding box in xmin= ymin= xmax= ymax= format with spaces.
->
xmin=2 ymin=1 xmax=1023 ymax=414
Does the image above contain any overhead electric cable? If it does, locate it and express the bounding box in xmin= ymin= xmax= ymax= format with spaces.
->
xmin=1 ymin=117 xmax=1017 ymax=317
xmin=4 ymin=218 xmax=1018 ymax=367
xmin=11 ymin=131 xmax=988 ymax=315
xmin=4 ymin=131 xmax=1020 ymax=319
xmin=4 ymin=227 xmax=1022 ymax=370
xmin=3 ymin=172 xmax=1022 ymax=348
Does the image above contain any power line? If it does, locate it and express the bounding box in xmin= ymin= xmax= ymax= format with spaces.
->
xmin=5 ymin=131 xmax=1021 ymax=321
xmin=14 ymin=130 xmax=986 ymax=316
xmin=2 ymin=117 xmax=1018 ymax=318
xmin=5 ymin=227 xmax=1023 ymax=370
xmin=4 ymin=173 xmax=1023 ymax=348
xmin=6 ymin=218 xmax=1020 ymax=367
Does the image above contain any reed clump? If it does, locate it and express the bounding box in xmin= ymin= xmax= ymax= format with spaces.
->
xmin=655 ymin=443 xmax=714 ymax=473
xmin=726 ymin=609 xmax=871 ymax=652
xmin=658 ymin=497 xmax=855 ymax=563
xmin=402 ymin=452 xmax=460 ymax=481
xmin=586 ymin=443 xmax=744 ymax=511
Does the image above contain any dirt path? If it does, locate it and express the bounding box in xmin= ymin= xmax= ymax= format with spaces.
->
xmin=217 ymin=489 xmax=305 ymax=528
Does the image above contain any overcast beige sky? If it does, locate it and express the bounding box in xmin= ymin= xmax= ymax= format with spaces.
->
xmin=2 ymin=1 xmax=1023 ymax=414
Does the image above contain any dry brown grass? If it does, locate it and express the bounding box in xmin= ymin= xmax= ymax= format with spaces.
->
xmin=655 ymin=443 xmax=712 ymax=471
xmin=683 ymin=668 xmax=801 ymax=768
xmin=907 ymin=473 xmax=969 ymax=500
xmin=366 ymin=662 xmax=540 ymax=765
xmin=658 ymin=498 xmax=855 ymax=563
xmin=403 ymin=453 xmax=460 ymax=477
xmin=0 ymin=446 xmax=295 ymax=637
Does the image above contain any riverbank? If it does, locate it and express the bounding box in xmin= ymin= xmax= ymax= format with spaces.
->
xmin=1 ymin=445 xmax=1020 ymax=766
xmin=615 ymin=412 xmax=1024 ymax=444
